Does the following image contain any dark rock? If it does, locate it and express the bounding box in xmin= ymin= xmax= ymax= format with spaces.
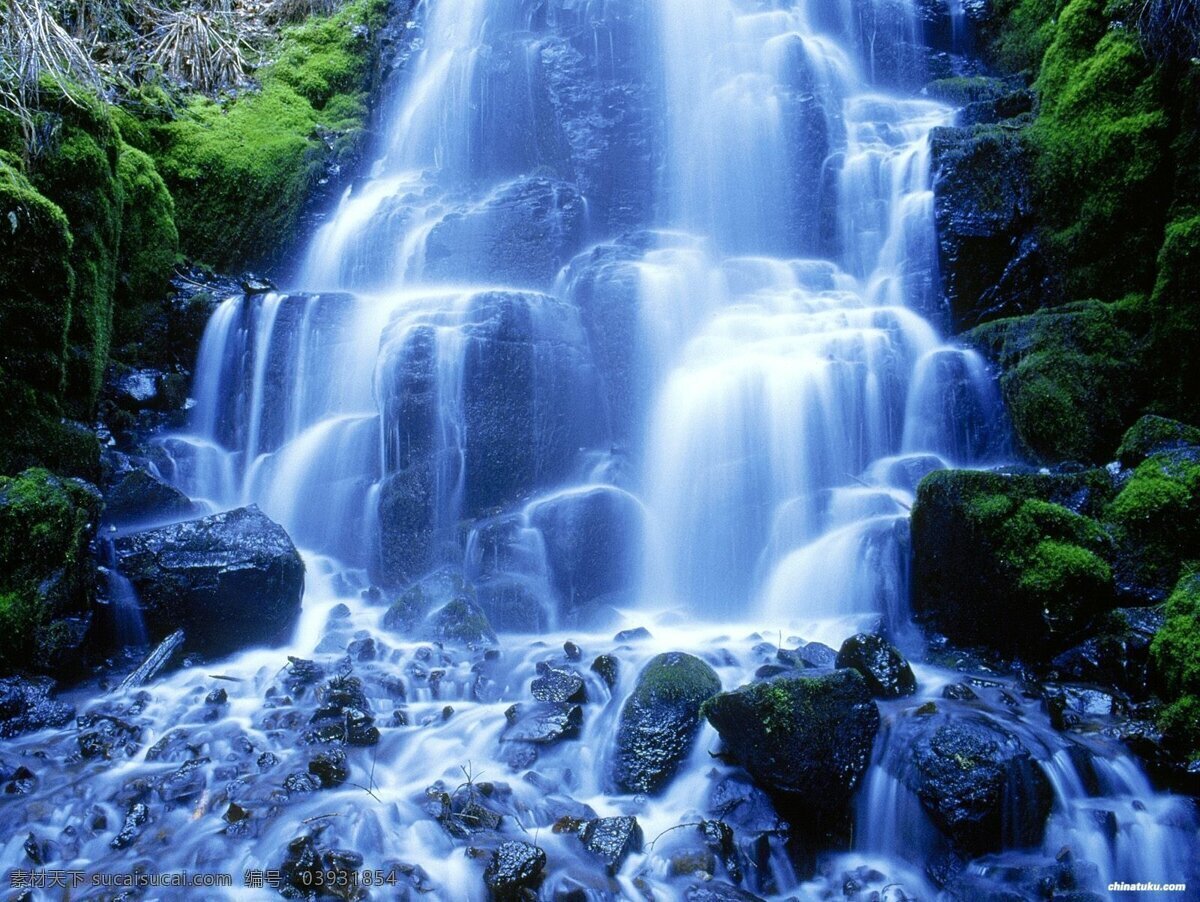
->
xmin=564 ymin=640 xmax=582 ymax=660
xmin=578 ymin=816 xmax=643 ymax=875
xmin=835 ymin=634 xmax=917 ymax=698
xmin=1050 ymin=607 xmax=1163 ymax=699
xmin=612 ymin=652 xmax=721 ymax=794
xmin=483 ymin=840 xmax=547 ymax=900
xmin=158 ymin=757 xmax=209 ymax=804
xmin=103 ymin=468 xmax=199 ymax=526
xmin=205 ymin=687 xmax=228 ymax=706
xmin=305 ymin=675 xmax=380 ymax=746
xmin=531 ymin=663 xmax=586 ymax=704
xmin=382 ymin=568 xmax=458 ymax=634
xmin=702 ymin=670 xmax=880 ymax=824
xmin=708 ymin=772 xmax=787 ymax=838
xmin=906 ymin=714 xmax=1053 ymax=853
xmin=615 ymin=627 xmax=652 ymax=643
xmin=502 ymin=703 xmax=583 ymax=744
xmin=113 ymin=505 xmax=305 ymax=656
xmin=280 ymin=834 xmax=364 ymax=900
xmin=796 ymin=642 xmax=838 ymax=669
xmin=591 ymin=654 xmax=619 ymax=689
xmin=309 ymin=749 xmax=349 ymax=788
xmin=528 ymin=486 xmax=644 ymax=621
xmin=77 ymin=712 xmax=141 ymax=760
xmin=110 ymin=802 xmax=149 ymax=850
xmin=426 ymin=784 xmax=504 ymax=838
xmin=931 ymin=121 xmax=1046 ymax=330
xmin=283 ymin=772 xmax=322 ymax=794
xmin=0 ymin=677 xmax=74 ymax=739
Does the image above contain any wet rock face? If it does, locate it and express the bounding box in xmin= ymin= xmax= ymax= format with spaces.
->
xmin=835 ymin=633 xmax=917 ymax=699
xmin=906 ymin=714 xmax=1053 ymax=854
xmin=483 ymin=840 xmax=547 ymax=900
xmin=702 ymin=670 xmax=880 ymax=824
xmin=931 ymin=122 xmax=1045 ymax=330
xmin=578 ymin=816 xmax=643 ymax=875
xmin=102 ymin=468 xmax=199 ymax=527
xmin=612 ymin=652 xmax=722 ymax=795
xmin=113 ymin=505 xmax=305 ymax=656
xmin=0 ymin=677 xmax=74 ymax=739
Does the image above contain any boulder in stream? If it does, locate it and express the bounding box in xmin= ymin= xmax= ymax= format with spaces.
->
xmin=702 ymin=670 xmax=880 ymax=824
xmin=835 ymin=633 xmax=917 ymax=698
xmin=483 ymin=840 xmax=547 ymax=899
xmin=113 ymin=505 xmax=304 ymax=656
xmin=611 ymin=652 xmax=721 ymax=794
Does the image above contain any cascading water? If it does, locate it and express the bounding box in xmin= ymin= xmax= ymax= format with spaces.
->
xmin=1 ymin=0 xmax=1195 ymax=898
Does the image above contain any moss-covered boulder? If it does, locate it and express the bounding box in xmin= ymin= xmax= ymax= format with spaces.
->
xmin=1116 ymin=415 xmax=1200 ymax=468
xmin=1149 ymin=215 xmax=1200 ymax=424
xmin=31 ymin=94 xmax=125 ymax=414
xmin=153 ymin=0 xmax=389 ymax=271
xmin=1106 ymin=451 xmax=1200 ymax=601
xmin=0 ymin=158 xmax=75 ymax=398
xmin=113 ymin=144 xmax=178 ymax=353
xmin=1151 ymin=572 xmax=1200 ymax=761
xmin=966 ymin=298 xmax=1148 ymax=463
xmin=0 ymin=468 xmax=102 ymax=674
xmin=611 ymin=652 xmax=721 ymax=795
xmin=1030 ymin=0 xmax=1169 ymax=300
xmin=911 ymin=468 xmax=1116 ymax=656
xmin=702 ymin=670 xmax=880 ymax=828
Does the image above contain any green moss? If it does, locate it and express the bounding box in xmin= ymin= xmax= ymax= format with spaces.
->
xmin=0 ymin=468 xmax=101 ymax=672
xmin=1106 ymin=453 xmax=1200 ymax=591
xmin=1031 ymin=0 xmax=1169 ymax=297
xmin=1116 ymin=415 xmax=1200 ymax=467
xmin=990 ymin=0 xmax=1064 ymax=73
xmin=633 ymin=652 xmax=721 ymax=708
xmin=153 ymin=0 xmax=388 ymax=270
xmin=0 ymin=159 xmax=75 ymax=398
xmin=1151 ymin=573 xmax=1200 ymax=759
xmin=31 ymin=93 xmax=124 ymax=414
xmin=1148 ymin=216 xmax=1200 ymax=422
xmin=924 ymin=76 xmax=1011 ymax=106
xmin=114 ymin=144 xmax=179 ymax=353
xmin=968 ymin=297 xmax=1149 ymax=463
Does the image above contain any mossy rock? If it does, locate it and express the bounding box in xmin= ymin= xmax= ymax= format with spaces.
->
xmin=1105 ymin=452 xmax=1200 ymax=598
xmin=988 ymin=0 xmax=1062 ymax=75
xmin=1030 ymin=0 xmax=1169 ymax=298
xmin=0 ymin=158 xmax=74 ymax=398
xmin=966 ymin=297 xmax=1150 ymax=463
xmin=0 ymin=468 xmax=102 ymax=673
xmin=911 ymin=468 xmax=1116 ymax=656
xmin=1149 ymin=215 xmax=1200 ymax=423
xmin=701 ymin=670 xmax=879 ymax=829
xmin=611 ymin=652 xmax=721 ymax=794
xmin=1116 ymin=415 xmax=1200 ymax=468
xmin=153 ymin=0 xmax=389 ymax=271
xmin=1151 ymin=572 xmax=1200 ymax=760
xmin=114 ymin=143 xmax=178 ymax=353
xmin=31 ymin=92 xmax=124 ymax=415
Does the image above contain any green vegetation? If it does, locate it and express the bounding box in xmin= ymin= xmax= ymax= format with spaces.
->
xmin=0 ymin=468 xmax=101 ymax=672
xmin=152 ymin=0 xmax=388 ymax=270
xmin=967 ymin=297 xmax=1148 ymax=463
xmin=1151 ymin=572 xmax=1200 ymax=759
xmin=632 ymin=653 xmax=721 ymax=707
xmin=990 ymin=0 xmax=1063 ymax=74
xmin=1106 ymin=452 xmax=1200 ymax=591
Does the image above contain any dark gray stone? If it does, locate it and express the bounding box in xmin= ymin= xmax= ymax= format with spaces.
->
xmin=113 ymin=506 xmax=304 ymax=656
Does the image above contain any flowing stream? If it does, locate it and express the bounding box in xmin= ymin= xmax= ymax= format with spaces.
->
xmin=2 ymin=0 xmax=1197 ymax=898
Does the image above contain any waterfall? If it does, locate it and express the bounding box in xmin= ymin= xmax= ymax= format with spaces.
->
xmin=4 ymin=0 xmax=1177 ymax=898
